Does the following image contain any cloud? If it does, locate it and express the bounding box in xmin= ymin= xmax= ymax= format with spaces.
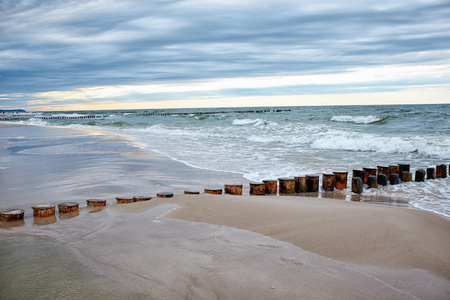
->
xmin=1 ymin=0 xmax=450 ymax=110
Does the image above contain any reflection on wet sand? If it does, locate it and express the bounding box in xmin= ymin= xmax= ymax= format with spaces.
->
xmin=58 ymin=211 xmax=80 ymax=220
xmin=33 ymin=215 xmax=57 ymax=226
xmin=0 ymin=220 xmax=25 ymax=229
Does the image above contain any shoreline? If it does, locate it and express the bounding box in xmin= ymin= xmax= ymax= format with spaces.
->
xmin=1 ymin=124 xmax=450 ymax=298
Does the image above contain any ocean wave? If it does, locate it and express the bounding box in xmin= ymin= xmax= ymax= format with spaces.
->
xmin=311 ymin=133 xmax=449 ymax=158
xmin=232 ymin=118 xmax=270 ymax=126
xmin=330 ymin=115 xmax=384 ymax=124
xmin=17 ymin=118 xmax=50 ymax=126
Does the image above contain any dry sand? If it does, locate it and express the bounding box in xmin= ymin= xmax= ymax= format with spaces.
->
xmin=1 ymin=124 xmax=450 ymax=299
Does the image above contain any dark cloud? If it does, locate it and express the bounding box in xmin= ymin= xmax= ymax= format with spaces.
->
xmin=1 ymin=0 xmax=449 ymax=108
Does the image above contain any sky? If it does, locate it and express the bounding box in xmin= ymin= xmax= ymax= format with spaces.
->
xmin=1 ymin=0 xmax=450 ymax=111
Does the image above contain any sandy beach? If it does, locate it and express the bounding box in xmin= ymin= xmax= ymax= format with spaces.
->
xmin=1 ymin=124 xmax=450 ymax=299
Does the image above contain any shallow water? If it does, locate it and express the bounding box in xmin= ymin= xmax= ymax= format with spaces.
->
xmin=0 ymin=235 xmax=138 ymax=300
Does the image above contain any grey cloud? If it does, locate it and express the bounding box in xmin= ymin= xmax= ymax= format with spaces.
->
xmin=1 ymin=0 xmax=449 ymax=102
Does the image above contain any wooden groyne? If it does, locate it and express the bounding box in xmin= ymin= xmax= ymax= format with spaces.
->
xmin=0 ymin=109 xmax=291 ymax=121
xmin=1 ymin=163 xmax=448 ymax=227
xmin=139 ymin=109 xmax=291 ymax=116
xmin=0 ymin=115 xmax=108 ymax=121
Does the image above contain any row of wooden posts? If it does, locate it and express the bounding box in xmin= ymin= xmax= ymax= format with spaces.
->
xmin=0 ymin=115 xmax=108 ymax=121
xmin=206 ymin=163 xmax=448 ymax=196
xmin=0 ymin=193 xmax=175 ymax=223
xmin=1 ymin=164 xmax=448 ymax=223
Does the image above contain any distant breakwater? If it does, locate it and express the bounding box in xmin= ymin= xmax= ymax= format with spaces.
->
xmin=0 ymin=108 xmax=291 ymax=121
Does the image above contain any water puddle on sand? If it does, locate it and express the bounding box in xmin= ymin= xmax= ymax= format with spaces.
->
xmin=0 ymin=235 xmax=138 ymax=299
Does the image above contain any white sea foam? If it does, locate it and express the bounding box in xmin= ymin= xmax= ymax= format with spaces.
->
xmin=362 ymin=178 xmax=450 ymax=218
xmin=51 ymin=113 xmax=86 ymax=117
xmin=232 ymin=118 xmax=270 ymax=126
xmin=17 ymin=118 xmax=50 ymax=126
xmin=331 ymin=115 xmax=382 ymax=124
xmin=311 ymin=132 xmax=449 ymax=158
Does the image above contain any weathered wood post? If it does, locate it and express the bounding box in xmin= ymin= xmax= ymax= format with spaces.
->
xmin=351 ymin=177 xmax=363 ymax=194
xmin=322 ymin=174 xmax=335 ymax=191
xmin=352 ymin=170 xmax=365 ymax=185
xmin=184 ymin=190 xmax=200 ymax=195
xmin=157 ymin=192 xmax=174 ymax=198
xmin=204 ymin=188 xmax=222 ymax=195
xmin=116 ymin=197 xmax=133 ymax=203
xmin=263 ymin=180 xmax=277 ymax=195
xmin=415 ymin=169 xmax=426 ymax=182
xmin=389 ymin=173 xmax=400 ymax=185
xmin=399 ymin=164 xmax=410 ymax=181
xmin=58 ymin=202 xmax=79 ymax=214
xmin=295 ymin=176 xmax=307 ymax=193
xmin=399 ymin=164 xmax=410 ymax=174
xmin=367 ymin=175 xmax=378 ymax=188
xmin=377 ymin=174 xmax=388 ymax=186
xmin=249 ymin=183 xmax=265 ymax=195
xmin=133 ymin=196 xmax=152 ymax=202
xmin=32 ymin=205 xmax=56 ymax=217
xmin=426 ymin=167 xmax=436 ymax=180
xmin=363 ymin=168 xmax=377 ymax=184
xmin=333 ymin=172 xmax=348 ymax=190
xmin=436 ymin=164 xmax=447 ymax=178
xmin=0 ymin=209 xmax=25 ymax=222
xmin=224 ymin=184 xmax=243 ymax=195
xmin=403 ymin=172 xmax=413 ymax=182
xmin=86 ymin=199 xmax=107 ymax=207
xmin=377 ymin=166 xmax=390 ymax=179
xmin=306 ymin=175 xmax=319 ymax=192
xmin=278 ymin=178 xmax=295 ymax=194
xmin=389 ymin=165 xmax=400 ymax=175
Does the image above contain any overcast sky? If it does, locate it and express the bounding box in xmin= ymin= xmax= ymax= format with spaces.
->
xmin=1 ymin=0 xmax=450 ymax=111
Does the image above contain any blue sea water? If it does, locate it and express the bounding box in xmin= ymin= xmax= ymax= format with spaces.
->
xmin=2 ymin=104 xmax=449 ymax=217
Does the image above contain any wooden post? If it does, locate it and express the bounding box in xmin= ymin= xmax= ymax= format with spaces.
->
xmin=426 ymin=167 xmax=436 ymax=180
xmin=377 ymin=166 xmax=390 ymax=179
xmin=415 ymin=169 xmax=426 ymax=182
xmin=263 ymin=180 xmax=277 ymax=195
xmin=404 ymin=172 xmax=413 ymax=182
xmin=352 ymin=170 xmax=365 ymax=183
xmin=184 ymin=190 xmax=200 ymax=195
xmin=351 ymin=177 xmax=363 ymax=194
xmin=0 ymin=209 xmax=25 ymax=222
xmin=389 ymin=165 xmax=400 ymax=175
xmin=322 ymin=174 xmax=335 ymax=191
xmin=306 ymin=175 xmax=319 ymax=192
xmin=157 ymin=192 xmax=174 ymax=198
xmin=249 ymin=183 xmax=265 ymax=195
xmin=278 ymin=178 xmax=295 ymax=194
xmin=225 ymin=185 xmax=243 ymax=195
xmin=58 ymin=202 xmax=79 ymax=214
xmin=116 ymin=197 xmax=133 ymax=203
xmin=367 ymin=175 xmax=378 ymax=188
xmin=32 ymin=205 xmax=55 ymax=217
xmin=377 ymin=174 xmax=388 ymax=186
xmin=389 ymin=173 xmax=400 ymax=185
xmin=399 ymin=164 xmax=410 ymax=174
xmin=86 ymin=199 xmax=107 ymax=207
xmin=333 ymin=172 xmax=348 ymax=190
xmin=133 ymin=196 xmax=152 ymax=202
xmin=205 ymin=188 xmax=222 ymax=195
xmin=436 ymin=164 xmax=447 ymax=178
xmin=363 ymin=168 xmax=377 ymax=184
xmin=294 ymin=176 xmax=307 ymax=193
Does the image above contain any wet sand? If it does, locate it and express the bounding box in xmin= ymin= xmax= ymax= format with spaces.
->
xmin=1 ymin=124 xmax=450 ymax=299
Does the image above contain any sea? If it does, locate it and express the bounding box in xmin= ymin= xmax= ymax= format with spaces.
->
xmin=3 ymin=104 xmax=450 ymax=218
